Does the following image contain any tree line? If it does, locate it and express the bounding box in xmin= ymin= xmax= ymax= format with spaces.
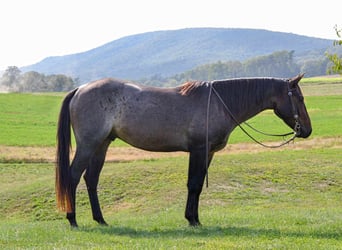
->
xmin=0 ymin=66 xmax=78 ymax=92
xmin=141 ymin=50 xmax=336 ymax=87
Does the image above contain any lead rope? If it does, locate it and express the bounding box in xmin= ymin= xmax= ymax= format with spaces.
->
xmin=205 ymin=83 xmax=213 ymax=188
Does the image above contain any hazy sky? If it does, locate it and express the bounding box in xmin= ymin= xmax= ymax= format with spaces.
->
xmin=0 ymin=0 xmax=340 ymax=70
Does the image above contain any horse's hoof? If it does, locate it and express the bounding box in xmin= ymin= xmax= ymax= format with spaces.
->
xmin=99 ymin=221 xmax=108 ymax=226
xmin=70 ymin=222 xmax=78 ymax=228
xmin=95 ymin=217 xmax=108 ymax=226
xmin=189 ymin=221 xmax=202 ymax=227
xmin=67 ymin=218 xmax=78 ymax=228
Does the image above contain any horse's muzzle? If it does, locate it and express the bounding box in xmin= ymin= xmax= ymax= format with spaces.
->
xmin=297 ymin=126 xmax=312 ymax=138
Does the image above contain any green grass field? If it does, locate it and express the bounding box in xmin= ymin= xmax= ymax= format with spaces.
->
xmin=1 ymin=149 xmax=342 ymax=249
xmin=0 ymin=93 xmax=62 ymax=146
xmin=0 ymin=77 xmax=342 ymax=249
xmin=1 ymin=79 xmax=342 ymax=146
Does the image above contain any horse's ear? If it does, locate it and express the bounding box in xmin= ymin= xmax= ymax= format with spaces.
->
xmin=289 ymin=73 xmax=304 ymax=88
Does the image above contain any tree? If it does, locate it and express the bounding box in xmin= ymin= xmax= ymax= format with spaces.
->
xmin=326 ymin=25 xmax=342 ymax=74
xmin=0 ymin=66 xmax=21 ymax=89
xmin=18 ymin=71 xmax=46 ymax=92
xmin=45 ymin=74 xmax=77 ymax=92
xmin=0 ymin=67 xmax=77 ymax=92
xmin=300 ymin=58 xmax=329 ymax=77
xmin=244 ymin=50 xmax=299 ymax=77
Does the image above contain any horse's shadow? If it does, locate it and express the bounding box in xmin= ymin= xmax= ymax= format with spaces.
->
xmin=78 ymin=224 xmax=341 ymax=240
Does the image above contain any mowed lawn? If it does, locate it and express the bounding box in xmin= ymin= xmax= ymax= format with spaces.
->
xmin=1 ymin=92 xmax=342 ymax=146
xmin=0 ymin=78 xmax=342 ymax=249
xmin=1 ymin=148 xmax=342 ymax=249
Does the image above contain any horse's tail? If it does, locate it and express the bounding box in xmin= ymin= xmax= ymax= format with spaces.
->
xmin=55 ymin=88 xmax=78 ymax=212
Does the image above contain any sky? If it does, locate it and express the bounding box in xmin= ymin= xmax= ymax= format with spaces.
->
xmin=0 ymin=0 xmax=340 ymax=70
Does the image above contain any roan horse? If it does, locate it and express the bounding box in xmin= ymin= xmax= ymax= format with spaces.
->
xmin=56 ymin=74 xmax=312 ymax=227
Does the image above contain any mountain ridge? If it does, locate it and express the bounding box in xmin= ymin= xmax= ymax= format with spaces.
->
xmin=21 ymin=28 xmax=333 ymax=83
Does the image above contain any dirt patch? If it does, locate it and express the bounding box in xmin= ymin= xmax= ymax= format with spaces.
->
xmin=0 ymin=137 xmax=341 ymax=163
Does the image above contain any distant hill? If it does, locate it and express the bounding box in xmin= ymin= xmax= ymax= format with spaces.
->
xmin=21 ymin=28 xmax=333 ymax=83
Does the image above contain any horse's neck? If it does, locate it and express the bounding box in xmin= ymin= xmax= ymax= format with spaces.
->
xmin=214 ymin=79 xmax=278 ymax=123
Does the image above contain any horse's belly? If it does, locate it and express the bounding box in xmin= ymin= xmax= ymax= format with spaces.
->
xmin=115 ymin=126 xmax=188 ymax=152
xmin=111 ymin=92 xmax=195 ymax=152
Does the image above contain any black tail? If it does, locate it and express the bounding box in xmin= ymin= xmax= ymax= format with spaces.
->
xmin=55 ymin=88 xmax=78 ymax=212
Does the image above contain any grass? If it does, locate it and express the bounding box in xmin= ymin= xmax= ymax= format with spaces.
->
xmin=301 ymin=76 xmax=342 ymax=96
xmin=0 ymin=93 xmax=61 ymax=146
xmin=1 ymin=77 xmax=342 ymax=146
xmin=1 ymin=147 xmax=342 ymax=249
xmin=301 ymin=75 xmax=342 ymax=84
xmin=1 ymin=78 xmax=342 ymax=249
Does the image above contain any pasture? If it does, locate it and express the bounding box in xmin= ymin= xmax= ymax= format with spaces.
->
xmin=0 ymin=77 xmax=342 ymax=249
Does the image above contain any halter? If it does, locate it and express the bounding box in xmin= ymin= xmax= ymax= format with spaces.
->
xmin=205 ymin=81 xmax=301 ymax=187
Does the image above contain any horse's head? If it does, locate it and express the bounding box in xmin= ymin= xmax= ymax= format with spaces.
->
xmin=273 ymin=74 xmax=312 ymax=138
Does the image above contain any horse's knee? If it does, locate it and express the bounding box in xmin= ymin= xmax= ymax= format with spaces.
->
xmin=187 ymin=182 xmax=203 ymax=196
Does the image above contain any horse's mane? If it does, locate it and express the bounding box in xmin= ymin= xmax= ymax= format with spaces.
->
xmin=179 ymin=78 xmax=271 ymax=97
xmin=179 ymin=78 xmax=286 ymax=113
xmin=179 ymin=81 xmax=208 ymax=96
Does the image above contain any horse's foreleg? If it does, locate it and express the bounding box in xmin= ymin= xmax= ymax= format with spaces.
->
xmin=84 ymin=139 xmax=111 ymax=225
xmin=185 ymin=149 xmax=214 ymax=226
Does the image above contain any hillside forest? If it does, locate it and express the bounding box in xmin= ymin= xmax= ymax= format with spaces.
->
xmin=142 ymin=50 xmax=334 ymax=87
xmin=0 ymin=49 xmax=339 ymax=92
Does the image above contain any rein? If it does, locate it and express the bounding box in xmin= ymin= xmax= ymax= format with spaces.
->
xmin=204 ymin=82 xmax=301 ymax=187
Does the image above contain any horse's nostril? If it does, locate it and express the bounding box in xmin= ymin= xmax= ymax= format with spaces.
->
xmin=299 ymin=127 xmax=312 ymax=138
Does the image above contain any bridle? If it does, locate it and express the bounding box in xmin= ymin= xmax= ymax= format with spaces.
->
xmin=204 ymin=81 xmax=301 ymax=187
xmin=207 ymin=81 xmax=301 ymax=148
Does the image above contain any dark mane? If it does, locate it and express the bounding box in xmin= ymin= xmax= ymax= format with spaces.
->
xmin=179 ymin=81 xmax=208 ymax=96
xmin=211 ymin=78 xmax=284 ymax=114
xmin=180 ymin=77 xmax=287 ymax=115
xmin=179 ymin=78 xmax=284 ymax=99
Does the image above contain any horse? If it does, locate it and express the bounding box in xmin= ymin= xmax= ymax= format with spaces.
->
xmin=55 ymin=74 xmax=312 ymax=227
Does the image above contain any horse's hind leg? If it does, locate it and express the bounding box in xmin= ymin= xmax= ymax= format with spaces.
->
xmin=67 ymin=145 xmax=94 ymax=227
xmin=84 ymin=139 xmax=111 ymax=225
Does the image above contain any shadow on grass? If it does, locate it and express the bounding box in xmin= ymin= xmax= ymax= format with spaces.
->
xmin=79 ymin=224 xmax=342 ymax=240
